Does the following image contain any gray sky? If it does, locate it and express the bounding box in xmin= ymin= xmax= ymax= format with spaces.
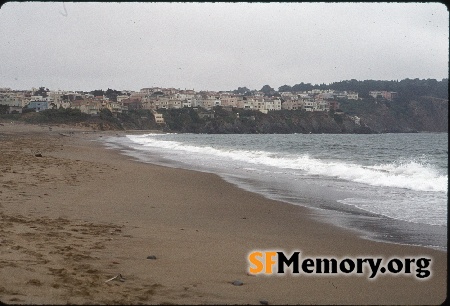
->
xmin=0 ymin=2 xmax=448 ymax=92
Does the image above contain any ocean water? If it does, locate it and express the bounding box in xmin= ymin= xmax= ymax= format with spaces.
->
xmin=103 ymin=133 xmax=448 ymax=250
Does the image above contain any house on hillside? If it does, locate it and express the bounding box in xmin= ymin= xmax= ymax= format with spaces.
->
xmin=122 ymin=98 xmax=142 ymax=110
xmin=282 ymin=100 xmax=302 ymax=110
xmin=27 ymin=98 xmax=49 ymax=112
xmin=328 ymin=100 xmax=340 ymax=111
xmin=71 ymin=99 xmax=101 ymax=115
xmin=153 ymin=112 xmax=165 ymax=124
xmin=347 ymin=92 xmax=359 ymax=100
xmin=369 ymin=91 xmax=397 ymax=101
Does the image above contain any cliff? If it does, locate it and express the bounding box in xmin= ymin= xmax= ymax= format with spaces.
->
xmin=158 ymin=96 xmax=447 ymax=134
xmin=340 ymin=96 xmax=448 ymax=133
xmin=162 ymin=109 xmax=373 ymax=134
xmin=2 ymin=96 xmax=447 ymax=133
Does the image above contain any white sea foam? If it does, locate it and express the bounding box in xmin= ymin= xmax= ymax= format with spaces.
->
xmin=339 ymin=196 xmax=447 ymax=226
xmin=126 ymin=134 xmax=448 ymax=193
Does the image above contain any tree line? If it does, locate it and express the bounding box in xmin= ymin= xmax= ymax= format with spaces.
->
xmin=234 ymin=78 xmax=448 ymax=100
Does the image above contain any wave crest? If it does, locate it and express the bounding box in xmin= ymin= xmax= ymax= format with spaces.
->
xmin=126 ymin=135 xmax=447 ymax=193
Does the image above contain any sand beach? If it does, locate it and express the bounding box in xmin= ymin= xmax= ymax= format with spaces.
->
xmin=0 ymin=122 xmax=446 ymax=305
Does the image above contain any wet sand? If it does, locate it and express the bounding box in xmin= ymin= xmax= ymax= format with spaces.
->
xmin=0 ymin=122 xmax=447 ymax=304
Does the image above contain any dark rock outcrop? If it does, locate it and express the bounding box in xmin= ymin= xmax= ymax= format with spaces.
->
xmin=349 ymin=97 xmax=448 ymax=133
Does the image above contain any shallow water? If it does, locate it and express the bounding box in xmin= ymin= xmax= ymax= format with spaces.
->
xmin=103 ymin=133 xmax=448 ymax=250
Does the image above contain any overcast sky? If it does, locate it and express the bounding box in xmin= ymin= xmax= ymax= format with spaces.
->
xmin=0 ymin=2 xmax=448 ymax=92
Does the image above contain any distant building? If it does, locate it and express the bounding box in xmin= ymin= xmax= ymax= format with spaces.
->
xmin=27 ymin=100 xmax=48 ymax=112
xmin=328 ymin=100 xmax=340 ymax=111
xmin=351 ymin=115 xmax=361 ymax=125
xmin=153 ymin=112 xmax=165 ymax=124
xmin=369 ymin=91 xmax=397 ymax=101
xmin=384 ymin=91 xmax=398 ymax=101
xmin=122 ymin=98 xmax=142 ymax=110
xmin=347 ymin=92 xmax=359 ymax=100
xmin=0 ymin=92 xmax=23 ymax=107
xmin=282 ymin=100 xmax=302 ymax=110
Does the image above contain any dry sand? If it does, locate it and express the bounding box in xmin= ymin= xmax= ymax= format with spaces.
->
xmin=0 ymin=122 xmax=447 ymax=304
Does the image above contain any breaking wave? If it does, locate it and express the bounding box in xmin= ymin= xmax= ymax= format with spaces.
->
xmin=126 ymin=134 xmax=447 ymax=193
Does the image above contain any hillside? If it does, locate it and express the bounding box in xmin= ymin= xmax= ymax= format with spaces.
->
xmin=339 ymin=96 xmax=448 ymax=133
xmin=158 ymin=96 xmax=447 ymax=133
xmin=1 ymin=96 xmax=447 ymax=134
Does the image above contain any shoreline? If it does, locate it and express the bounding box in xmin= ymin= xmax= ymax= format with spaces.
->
xmin=0 ymin=122 xmax=447 ymax=304
xmin=104 ymin=132 xmax=447 ymax=252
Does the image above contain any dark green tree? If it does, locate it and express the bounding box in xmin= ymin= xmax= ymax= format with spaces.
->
xmin=0 ymin=104 xmax=9 ymax=114
xmin=260 ymin=85 xmax=275 ymax=95
xmin=291 ymin=82 xmax=314 ymax=92
xmin=35 ymin=87 xmax=49 ymax=97
xmin=278 ymin=85 xmax=292 ymax=92
xmin=91 ymin=89 xmax=104 ymax=97
xmin=233 ymin=87 xmax=252 ymax=95
xmin=105 ymin=88 xmax=122 ymax=102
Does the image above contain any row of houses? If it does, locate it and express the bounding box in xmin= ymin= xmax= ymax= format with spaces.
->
xmin=0 ymin=87 xmax=396 ymax=117
xmin=135 ymin=87 xmax=354 ymax=112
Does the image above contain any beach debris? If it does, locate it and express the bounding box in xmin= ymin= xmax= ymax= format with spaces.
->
xmin=259 ymin=300 xmax=269 ymax=305
xmin=35 ymin=153 xmax=43 ymax=157
xmin=146 ymin=255 xmax=157 ymax=260
xmin=105 ymin=274 xmax=126 ymax=283
xmin=231 ymin=280 xmax=244 ymax=286
xmin=26 ymin=279 xmax=42 ymax=286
